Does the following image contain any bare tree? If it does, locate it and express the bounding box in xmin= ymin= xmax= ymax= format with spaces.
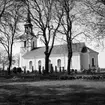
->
xmin=24 ymin=0 xmax=63 ymax=74
xmin=57 ymin=0 xmax=78 ymax=74
xmin=0 ymin=50 xmax=8 ymax=71
xmin=79 ymin=0 xmax=105 ymax=47
xmin=0 ymin=0 xmax=24 ymax=75
xmin=0 ymin=0 xmax=9 ymax=20
xmin=56 ymin=0 xmax=96 ymax=74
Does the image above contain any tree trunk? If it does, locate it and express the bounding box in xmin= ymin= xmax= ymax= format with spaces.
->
xmin=67 ymin=51 xmax=72 ymax=75
xmin=45 ymin=53 xmax=49 ymax=74
xmin=8 ymin=55 xmax=12 ymax=75
xmin=67 ymin=41 xmax=72 ymax=75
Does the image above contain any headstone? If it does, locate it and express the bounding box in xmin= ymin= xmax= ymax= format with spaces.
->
xmin=42 ymin=66 xmax=44 ymax=74
xmin=55 ymin=66 xmax=57 ymax=73
xmin=27 ymin=70 xmax=29 ymax=73
xmin=62 ymin=67 xmax=64 ymax=73
xmin=39 ymin=65 xmax=41 ymax=74
xmin=50 ymin=64 xmax=53 ymax=73
xmin=32 ymin=66 xmax=34 ymax=73
xmin=59 ymin=67 xmax=61 ymax=72
xmin=24 ymin=66 xmax=26 ymax=74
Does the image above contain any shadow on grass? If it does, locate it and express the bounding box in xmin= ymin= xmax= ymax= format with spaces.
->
xmin=0 ymin=84 xmax=105 ymax=105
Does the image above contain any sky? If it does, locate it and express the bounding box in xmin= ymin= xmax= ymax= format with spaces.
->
xmin=98 ymin=51 xmax=105 ymax=68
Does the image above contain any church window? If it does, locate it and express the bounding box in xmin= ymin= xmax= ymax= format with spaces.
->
xmin=24 ymin=41 xmax=26 ymax=47
xmin=57 ymin=59 xmax=61 ymax=67
xmin=29 ymin=61 xmax=32 ymax=69
xmin=92 ymin=58 xmax=95 ymax=67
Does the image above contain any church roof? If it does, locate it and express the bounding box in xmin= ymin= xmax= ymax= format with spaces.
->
xmin=23 ymin=43 xmax=98 ymax=59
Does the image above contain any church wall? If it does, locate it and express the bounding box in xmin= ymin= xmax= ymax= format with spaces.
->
xmin=50 ymin=52 xmax=81 ymax=71
xmin=35 ymin=58 xmax=45 ymax=70
xmin=20 ymin=52 xmax=81 ymax=72
xmin=20 ymin=57 xmax=28 ymax=71
xmin=50 ymin=56 xmax=67 ymax=71
xmin=33 ymin=52 xmax=81 ymax=71
xmin=27 ymin=59 xmax=35 ymax=71
xmin=71 ymin=53 xmax=81 ymax=71
xmin=80 ymin=52 xmax=90 ymax=70
xmin=33 ymin=55 xmax=67 ymax=72
xmin=20 ymin=54 xmax=28 ymax=68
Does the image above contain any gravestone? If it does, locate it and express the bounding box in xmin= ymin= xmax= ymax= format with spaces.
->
xmin=55 ymin=66 xmax=57 ymax=73
xmin=39 ymin=65 xmax=41 ymax=74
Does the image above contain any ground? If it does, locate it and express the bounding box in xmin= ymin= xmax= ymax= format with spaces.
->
xmin=0 ymin=80 xmax=105 ymax=105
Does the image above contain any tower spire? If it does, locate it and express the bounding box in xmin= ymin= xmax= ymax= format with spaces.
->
xmin=26 ymin=5 xmax=31 ymax=24
xmin=24 ymin=5 xmax=33 ymax=35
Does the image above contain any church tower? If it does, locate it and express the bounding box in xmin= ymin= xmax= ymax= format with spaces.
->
xmin=21 ymin=8 xmax=37 ymax=52
xmin=23 ymin=9 xmax=33 ymax=52
xmin=20 ymin=9 xmax=37 ymax=68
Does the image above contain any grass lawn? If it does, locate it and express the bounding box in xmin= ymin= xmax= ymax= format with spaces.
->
xmin=0 ymin=80 xmax=105 ymax=105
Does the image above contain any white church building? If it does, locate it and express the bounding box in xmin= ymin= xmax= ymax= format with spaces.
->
xmin=19 ymin=13 xmax=99 ymax=73
xmin=20 ymin=42 xmax=99 ymax=72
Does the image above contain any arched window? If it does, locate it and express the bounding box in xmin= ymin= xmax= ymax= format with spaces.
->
xmin=57 ymin=59 xmax=61 ymax=68
xmin=38 ymin=60 xmax=41 ymax=67
xmin=29 ymin=61 xmax=32 ymax=69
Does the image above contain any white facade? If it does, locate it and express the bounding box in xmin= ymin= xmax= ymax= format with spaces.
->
xmin=20 ymin=52 xmax=82 ymax=72
xmin=20 ymin=47 xmax=99 ymax=72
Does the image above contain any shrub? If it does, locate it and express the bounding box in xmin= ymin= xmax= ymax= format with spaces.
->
xmin=68 ymin=76 xmax=76 ymax=80
xmin=59 ymin=75 xmax=76 ymax=80
xmin=16 ymin=67 xmax=22 ymax=73
xmin=59 ymin=75 xmax=68 ymax=80
xmin=12 ymin=67 xmax=17 ymax=74
xmin=75 ymin=69 xmax=77 ymax=74
xmin=27 ymin=70 xmax=30 ymax=73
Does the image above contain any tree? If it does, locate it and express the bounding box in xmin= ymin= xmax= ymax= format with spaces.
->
xmin=0 ymin=50 xmax=8 ymax=70
xmin=24 ymin=0 xmax=63 ymax=74
xmin=0 ymin=0 xmax=24 ymax=75
xmin=0 ymin=49 xmax=16 ymax=71
xmin=0 ymin=0 xmax=9 ymax=20
xmin=61 ymin=0 xmax=74 ymax=74
xmin=80 ymin=0 xmax=105 ymax=47
xmin=57 ymin=0 xmax=83 ymax=74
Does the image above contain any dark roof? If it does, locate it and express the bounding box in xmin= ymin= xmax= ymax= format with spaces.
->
xmin=23 ymin=43 xmax=86 ymax=59
xmin=23 ymin=43 xmax=98 ymax=59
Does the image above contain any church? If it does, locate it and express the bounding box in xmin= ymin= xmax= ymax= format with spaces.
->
xmin=19 ymin=13 xmax=99 ymax=73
